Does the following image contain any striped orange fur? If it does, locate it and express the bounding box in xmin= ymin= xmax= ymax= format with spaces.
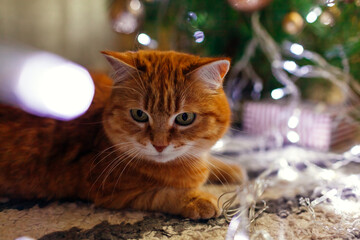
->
xmin=0 ymin=50 xmax=243 ymax=219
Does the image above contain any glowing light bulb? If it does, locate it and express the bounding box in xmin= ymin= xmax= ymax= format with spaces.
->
xmin=313 ymin=7 xmax=322 ymax=16
xmin=148 ymin=39 xmax=158 ymax=49
xmin=278 ymin=158 xmax=298 ymax=181
xmin=326 ymin=0 xmax=335 ymax=7
xmin=113 ymin=12 xmax=138 ymax=34
xmin=15 ymin=54 xmax=94 ymax=120
xmin=350 ymin=145 xmax=360 ymax=155
xmin=212 ymin=139 xmax=225 ymax=151
xmin=15 ymin=237 xmax=36 ymax=240
xmin=306 ymin=12 xmax=317 ymax=23
xmin=129 ymin=0 xmax=141 ymax=11
xmin=137 ymin=33 xmax=151 ymax=46
xmin=287 ymin=131 xmax=300 ymax=143
xmin=0 ymin=43 xmax=94 ymax=121
xmin=290 ymin=43 xmax=304 ymax=55
xmin=288 ymin=115 xmax=299 ymax=129
xmin=193 ymin=31 xmax=205 ymax=43
xmin=187 ymin=11 xmax=198 ymax=22
xmin=234 ymin=233 xmax=249 ymax=240
xmin=283 ymin=60 xmax=298 ymax=72
xmin=306 ymin=7 xmax=322 ymax=23
xmin=271 ymin=88 xmax=285 ymax=100
xmin=278 ymin=167 xmax=298 ymax=181
xmin=318 ymin=169 xmax=336 ymax=181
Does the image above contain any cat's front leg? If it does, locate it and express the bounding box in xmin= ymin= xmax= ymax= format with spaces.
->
xmin=130 ymin=187 xmax=220 ymax=219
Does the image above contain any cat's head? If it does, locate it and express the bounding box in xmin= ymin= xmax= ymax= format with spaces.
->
xmin=102 ymin=50 xmax=231 ymax=163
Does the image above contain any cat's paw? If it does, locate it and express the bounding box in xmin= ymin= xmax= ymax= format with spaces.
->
xmin=182 ymin=193 xmax=220 ymax=219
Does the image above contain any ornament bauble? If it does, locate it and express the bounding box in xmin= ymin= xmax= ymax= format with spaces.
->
xmin=282 ymin=11 xmax=304 ymax=35
xmin=320 ymin=11 xmax=335 ymax=26
xmin=228 ymin=0 xmax=273 ymax=12
xmin=109 ymin=0 xmax=142 ymax=34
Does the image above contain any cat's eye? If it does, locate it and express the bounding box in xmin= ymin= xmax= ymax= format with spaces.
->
xmin=175 ymin=112 xmax=196 ymax=126
xmin=130 ymin=109 xmax=149 ymax=123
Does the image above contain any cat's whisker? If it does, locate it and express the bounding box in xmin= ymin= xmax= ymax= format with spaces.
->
xmin=204 ymin=158 xmax=231 ymax=186
xmin=111 ymin=150 xmax=141 ymax=199
xmin=187 ymin=142 xmax=240 ymax=164
xmin=89 ymin=147 xmax=137 ymax=197
xmin=90 ymin=142 xmax=134 ymax=172
xmin=179 ymin=153 xmax=208 ymax=181
xmin=92 ymin=150 xmax=136 ymax=200
xmin=228 ymin=126 xmax=245 ymax=133
xmin=184 ymin=150 xmax=233 ymax=186
xmin=100 ymin=148 xmax=138 ymax=189
xmin=101 ymin=149 xmax=137 ymax=184
xmin=90 ymin=145 xmax=121 ymax=170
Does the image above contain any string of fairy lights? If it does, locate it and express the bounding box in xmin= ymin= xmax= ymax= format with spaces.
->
xmin=109 ymin=0 xmax=360 ymax=238
xmin=220 ymin=9 xmax=360 ymax=240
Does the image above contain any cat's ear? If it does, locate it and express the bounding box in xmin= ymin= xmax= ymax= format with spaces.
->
xmin=101 ymin=50 xmax=140 ymax=83
xmin=186 ymin=58 xmax=230 ymax=90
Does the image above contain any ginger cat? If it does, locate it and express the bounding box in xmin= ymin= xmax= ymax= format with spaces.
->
xmin=0 ymin=50 xmax=243 ymax=219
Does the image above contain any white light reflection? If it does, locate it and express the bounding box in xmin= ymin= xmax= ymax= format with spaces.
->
xmin=113 ymin=12 xmax=138 ymax=34
xmin=212 ymin=139 xmax=225 ymax=151
xmin=350 ymin=145 xmax=360 ymax=155
xmin=329 ymin=194 xmax=360 ymax=215
xmin=193 ymin=31 xmax=205 ymax=43
xmin=129 ymin=0 xmax=141 ymax=11
xmin=283 ymin=60 xmax=298 ymax=72
xmin=318 ymin=169 xmax=336 ymax=181
xmin=306 ymin=7 xmax=322 ymax=23
xmin=148 ymin=39 xmax=158 ymax=49
xmin=278 ymin=158 xmax=298 ymax=181
xmin=287 ymin=115 xmax=299 ymax=129
xmin=137 ymin=33 xmax=151 ymax=46
xmin=234 ymin=232 xmax=249 ymax=240
xmin=271 ymin=88 xmax=285 ymax=100
xmin=287 ymin=131 xmax=300 ymax=143
xmin=16 ymin=54 xmax=94 ymax=120
xmin=290 ymin=43 xmax=304 ymax=56
xmin=187 ymin=11 xmax=197 ymax=22
xmin=15 ymin=237 xmax=36 ymax=240
xmin=325 ymin=0 xmax=335 ymax=7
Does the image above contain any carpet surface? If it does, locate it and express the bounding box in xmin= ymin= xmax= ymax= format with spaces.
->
xmin=2 ymin=146 xmax=360 ymax=240
xmin=0 ymin=185 xmax=233 ymax=240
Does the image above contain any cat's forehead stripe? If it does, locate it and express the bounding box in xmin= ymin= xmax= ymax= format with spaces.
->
xmin=140 ymin=58 xmax=184 ymax=114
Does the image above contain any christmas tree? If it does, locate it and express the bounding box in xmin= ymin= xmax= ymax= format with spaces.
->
xmin=111 ymin=0 xmax=360 ymax=105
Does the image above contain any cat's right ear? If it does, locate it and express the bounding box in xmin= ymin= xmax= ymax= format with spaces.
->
xmin=101 ymin=51 xmax=140 ymax=83
xmin=186 ymin=58 xmax=230 ymax=90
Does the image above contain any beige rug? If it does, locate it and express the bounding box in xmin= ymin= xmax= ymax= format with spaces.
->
xmin=2 ymin=146 xmax=360 ymax=240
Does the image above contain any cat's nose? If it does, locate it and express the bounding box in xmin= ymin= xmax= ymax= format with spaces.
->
xmin=153 ymin=144 xmax=167 ymax=153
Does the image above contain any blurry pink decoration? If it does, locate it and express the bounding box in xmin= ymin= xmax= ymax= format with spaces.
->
xmin=0 ymin=42 xmax=95 ymax=121
xmin=228 ymin=0 xmax=273 ymax=12
xmin=243 ymin=102 xmax=359 ymax=151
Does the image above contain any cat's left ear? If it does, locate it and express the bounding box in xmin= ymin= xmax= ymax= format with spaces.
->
xmin=101 ymin=50 xmax=140 ymax=83
xmin=186 ymin=58 xmax=230 ymax=90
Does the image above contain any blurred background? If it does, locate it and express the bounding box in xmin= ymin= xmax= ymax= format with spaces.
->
xmin=1 ymin=0 xmax=359 ymax=101
xmin=1 ymin=0 xmax=360 ymax=148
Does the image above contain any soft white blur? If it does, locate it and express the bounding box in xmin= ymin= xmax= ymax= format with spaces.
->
xmin=0 ymin=43 xmax=94 ymax=120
